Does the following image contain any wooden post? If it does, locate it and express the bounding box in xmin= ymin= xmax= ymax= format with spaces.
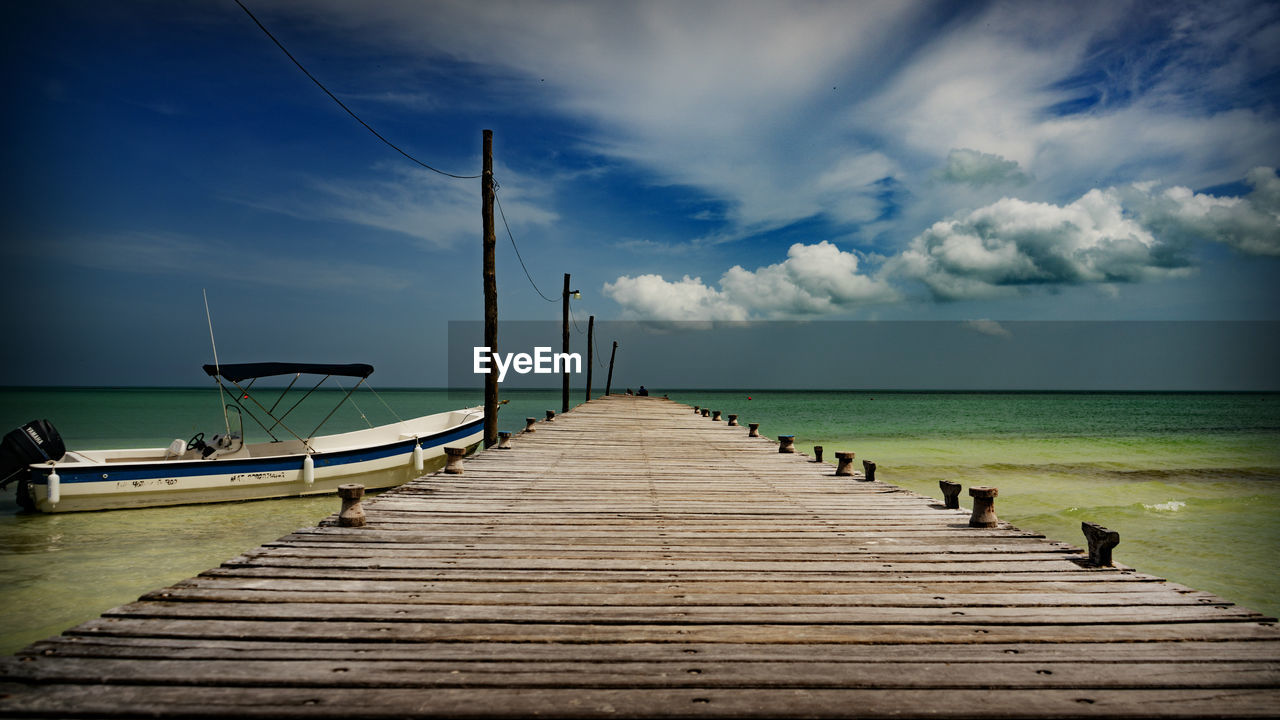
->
xmin=524 ymin=417 xmax=536 ymax=433
xmin=748 ymin=423 xmax=760 ymax=437
xmin=727 ymin=414 xmax=737 ymax=426
xmin=969 ymin=486 xmax=998 ymax=527
xmin=561 ymin=273 xmax=570 ymax=415
xmin=444 ymin=447 xmax=466 ymax=475
xmin=1082 ymin=522 xmax=1120 ymax=566
xmin=605 ymin=341 xmax=617 ymax=395
xmin=778 ymin=435 xmax=795 ymax=453
xmin=862 ymin=459 xmax=877 ymax=482
xmin=585 ymin=315 xmax=594 ymax=403
xmin=712 ymin=410 xmax=722 ymax=421
xmin=481 ymin=129 xmax=499 ymax=449
xmin=546 ymin=410 xmax=555 ymax=422
xmin=835 ymin=451 xmax=855 ymax=476
xmin=939 ymin=480 xmax=962 ymax=509
xmin=812 ymin=445 xmax=823 ymax=463
xmin=497 ymin=431 xmax=512 ymax=449
xmin=337 ymin=483 xmax=366 ymax=528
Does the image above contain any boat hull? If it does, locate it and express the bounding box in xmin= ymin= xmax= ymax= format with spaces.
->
xmin=21 ymin=410 xmax=483 ymax=513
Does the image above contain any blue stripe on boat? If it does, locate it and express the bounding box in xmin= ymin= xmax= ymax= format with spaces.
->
xmin=39 ymin=418 xmax=483 ymax=486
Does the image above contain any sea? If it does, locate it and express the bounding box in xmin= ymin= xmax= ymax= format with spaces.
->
xmin=1 ymin=387 xmax=1277 ymax=655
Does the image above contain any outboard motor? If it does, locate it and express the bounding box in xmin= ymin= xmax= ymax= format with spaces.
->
xmin=1 ymin=420 xmax=66 ymax=511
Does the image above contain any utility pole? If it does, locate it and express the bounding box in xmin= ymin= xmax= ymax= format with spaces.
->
xmin=605 ymin=340 xmax=618 ymax=396
xmin=481 ymin=130 xmax=498 ymax=449
xmin=561 ymin=273 xmax=571 ymax=414
xmin=585 ymin=315 xmax=594 ymax=403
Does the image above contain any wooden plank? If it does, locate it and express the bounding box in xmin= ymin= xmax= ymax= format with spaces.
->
xmin=4 ymin=685 xmax=1280 ymax=719
xmin=24 ymin=638 xmax=1280 ymax=664
xmin=5 ymin=656 xmax=1278 ymax=690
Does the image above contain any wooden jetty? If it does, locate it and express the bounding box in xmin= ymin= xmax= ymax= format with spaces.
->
xmin=3 ymin=395 xmax=1278 ymax=718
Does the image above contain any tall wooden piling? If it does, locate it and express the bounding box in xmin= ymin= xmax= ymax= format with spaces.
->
xmin=585 ymin=315 xmax=594 ymax=402
xmin=605 ymin=341 xmax=617 ymax=396
xmin=481 ymin=129 xmax=498 ymax=449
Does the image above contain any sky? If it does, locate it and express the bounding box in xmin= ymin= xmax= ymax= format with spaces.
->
xmin=2 ymin=0 xmax=1278 ymax=388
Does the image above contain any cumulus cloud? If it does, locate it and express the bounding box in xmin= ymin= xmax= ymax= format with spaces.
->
xmin=889 ymin=169 xmax=1280 ymax=300
xmin=601 ymin=274 xmax=747 ymax=321
xmin=604 ymin=241 xmax=896 ymax=319
xmin=1128 ymin=167 xmax=1280 ymax=256
xmin=936 ymin=149 xmax=1031 ymax=187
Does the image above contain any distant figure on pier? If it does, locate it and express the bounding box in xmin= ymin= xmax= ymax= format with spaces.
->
xmin=637 ymin=385 xmax=649 ymax=396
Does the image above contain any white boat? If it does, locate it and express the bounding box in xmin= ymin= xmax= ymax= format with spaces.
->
xmin=0 ymin=362 xmax=483 ymax=513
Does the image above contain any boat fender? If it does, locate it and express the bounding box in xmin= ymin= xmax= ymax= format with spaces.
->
xmin=302 ymin=454 xmax=314 ymax=486
xmin=47 ymin=467 xmax=60 ymax=506
xmin=412 ymin=440 xmax=423 ymax=472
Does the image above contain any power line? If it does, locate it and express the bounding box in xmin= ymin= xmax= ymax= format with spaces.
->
xmin=234 ymin=0 xmax=480 ymax=180
xmin=494 ymin=187 xmax=559 ymax=303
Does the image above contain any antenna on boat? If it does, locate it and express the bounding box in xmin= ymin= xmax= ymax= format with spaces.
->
xmin=203 ymin=289 xmax=232 ymax=436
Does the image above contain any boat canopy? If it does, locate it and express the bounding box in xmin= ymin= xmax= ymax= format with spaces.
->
xmin=202 ymin=362 xmax=374 ymax=383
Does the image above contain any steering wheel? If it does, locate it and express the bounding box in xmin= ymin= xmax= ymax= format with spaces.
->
xmin=186 ymin=432 xmax=205 ymax=451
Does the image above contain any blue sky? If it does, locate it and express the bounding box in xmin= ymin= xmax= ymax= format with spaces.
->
xmin=2 ymin=0 xmax=1278 ymax=387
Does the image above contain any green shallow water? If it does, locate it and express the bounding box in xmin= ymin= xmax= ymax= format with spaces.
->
xmin=0 ymin=387 xmax=562 ymax=655
xmin=669 ymin=390 xmax=1280 ymax=621
xmin=1 ymin=388 xmax=1278 ymax=654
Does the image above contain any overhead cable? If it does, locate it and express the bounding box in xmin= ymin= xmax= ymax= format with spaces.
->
xmin=495 ymin=187 xmax=559 ymax=303
xmin=234 ymin=0 xmax=480 ymax=180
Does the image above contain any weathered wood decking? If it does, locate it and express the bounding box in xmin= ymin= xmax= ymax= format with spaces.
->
xmin=3 ymin=395 xmax=1279 ymax=718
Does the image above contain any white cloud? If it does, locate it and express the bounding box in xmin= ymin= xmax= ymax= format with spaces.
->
xmin=889 ymin=171 xmax=1280 ymax=300
xmin=605 ymin=241 xmax=896 ymax=319
xmin=233 ymin=163 xmax=556 ymax=250
xmin=936 ymin=149 xmax=1031 ymax=187
xmin=601 ymin=274 xmax=747 ymax=321
xmin=1128 ymin=167 xmax=1280 ymax=256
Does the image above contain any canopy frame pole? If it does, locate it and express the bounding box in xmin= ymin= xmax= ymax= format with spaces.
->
xmin=265 ymin=373 xmax=303 ymax=415
xmin=267 ymin=375 xmax=328 ymax=434
xmin=307 ymin=377 xmax=367 ymax=440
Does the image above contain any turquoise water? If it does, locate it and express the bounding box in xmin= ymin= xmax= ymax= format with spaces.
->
xmin=669 ymin=390 xmax=1280 ymax=621
xmin=1 ymin=388 xmax=1278 ymax=654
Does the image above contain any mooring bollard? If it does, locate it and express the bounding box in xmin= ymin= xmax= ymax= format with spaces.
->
xmin=701 ymin=408 xmax=710 ymax=417
xmin=524 ymin=417 xmax=537 ymax=433
xmin=497 ymin=431 xmax=512 ymax=449
xmin=694 ymin=406 xmax=701 ymax=414
xmin=778 ymin=435 xmax=795 ymax=453
xmin=727 ymin=414 xmax=738 ymax=426
xmin=712 ymin=410 xmax=722 ymax=421
xmin=939 ymin=480 xmax=962 ymax=509
xmin=337 ymin=483 xmax=366 ymax=528
xmin=861 ymin=459 xmax=877 ymax=482
xmin=835 ymin=451 xmax=855 ymax=476
xmin=545 ymin=410 xmax=555 ymax=422
xmin=443 ymin=447 xmax=466 ymax=474
xmin=1081 ymin=521 xmax=1120 ymax=566
xmin=748 ymin=422 xmax=760 ymax=437
xmin=968 ymin=486 xmax=998 ymax=527
xmin=812 ymin=445 xmax=823 ymax=463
